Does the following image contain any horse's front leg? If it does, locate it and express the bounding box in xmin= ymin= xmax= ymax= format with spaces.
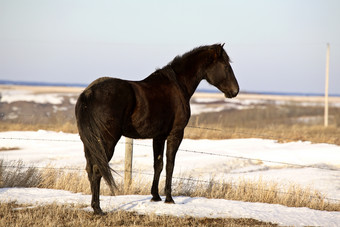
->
xmin=151 ymin=137 xmax=166 ymax=202
xmin=164 ymin=131 xmax=184 ymax=203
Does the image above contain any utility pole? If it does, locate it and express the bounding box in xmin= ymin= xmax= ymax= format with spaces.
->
xmin=324 ymin=43 xmax=330 ymax=127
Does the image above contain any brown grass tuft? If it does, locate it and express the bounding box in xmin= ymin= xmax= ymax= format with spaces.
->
xmin=0 ymin=147 xmax=20 ymax=152
xmin=0 ymin=160 xmax=41 ymax=188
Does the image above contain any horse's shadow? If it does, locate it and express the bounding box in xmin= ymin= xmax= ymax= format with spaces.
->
xmin=105 ymin=195 xmax=199 ymax=214
xmin=177 ymin=196 xmax=199 ymax=205
xmin=106 ymin=196 xmax=153 ymax=213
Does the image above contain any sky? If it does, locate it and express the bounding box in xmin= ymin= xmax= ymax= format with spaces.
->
xmin=0 ymin=0 xmax=339 ymax=94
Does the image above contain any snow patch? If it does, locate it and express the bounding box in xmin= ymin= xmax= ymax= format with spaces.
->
xmin=0 ymin=131 xmax=339 ymax=200
xmin=1 ymin=188 xmax=339 ymax=227
xmin=1 ymin=90 xmax=64 ymax=104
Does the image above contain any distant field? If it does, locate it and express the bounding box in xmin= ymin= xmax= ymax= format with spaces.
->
xmin=1 ymin=85 xmax=340 ymax=145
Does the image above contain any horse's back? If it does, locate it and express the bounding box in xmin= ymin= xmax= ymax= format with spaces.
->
xmin=76 ymin=77 xmax=135 ymax=134
xmin=81 ymin=77 xmax=133 ymax=102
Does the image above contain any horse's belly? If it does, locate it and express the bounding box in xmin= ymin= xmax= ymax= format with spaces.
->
xmin=123 ymin=117 xmax=172 ymax=139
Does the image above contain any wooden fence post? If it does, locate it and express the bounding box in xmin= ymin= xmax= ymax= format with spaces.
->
xmin=124 ymin=137 xmax=133 ymax=191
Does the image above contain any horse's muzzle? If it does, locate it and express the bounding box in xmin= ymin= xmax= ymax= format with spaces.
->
xmin=225 ymin=88 xmax=239 ymax=98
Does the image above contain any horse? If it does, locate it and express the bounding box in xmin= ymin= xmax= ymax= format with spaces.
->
xmin=75 ymin=43 xmax=239 ymax=214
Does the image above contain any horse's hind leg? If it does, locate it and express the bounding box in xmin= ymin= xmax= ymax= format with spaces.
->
xmin=85 ymin=148 xmax=104 ymax=215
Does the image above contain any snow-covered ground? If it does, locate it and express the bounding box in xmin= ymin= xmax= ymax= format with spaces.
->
xmin=1 ymin=130 xmax=340 ymax=226
xmin=190 ymin=93 xmax=340 ymax=114
xmin=1 ymin=187 xmax=339 ymax=227
xmin=0 ymin=89 xmax=66 ymax=105
xmin=1 ymin=131 xmax=340 ymax=200
xmin=1 ymin=87 xmax=340 ymax=225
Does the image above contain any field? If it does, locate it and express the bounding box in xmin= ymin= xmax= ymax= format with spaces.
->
xmin=1 ymin=85 xmax=340 ymax=226
xmin=1 ymin=85 xmax=340 ymax=144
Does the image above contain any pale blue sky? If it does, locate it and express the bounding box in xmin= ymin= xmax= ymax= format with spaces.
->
xmin=1 ymin=0 xmax=339 ymax=94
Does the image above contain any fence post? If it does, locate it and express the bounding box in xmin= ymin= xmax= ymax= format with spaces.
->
xmin=124 ymin=137 xmax=133 ymax=191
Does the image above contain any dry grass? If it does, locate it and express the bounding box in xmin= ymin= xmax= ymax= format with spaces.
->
xmin=0 ymin=122 xmax=78 ymax=133
xmin=186 ymin=178 xmax=338 ymax=211
xmin=0 ymin=202 xmax=277 ymax=227
xmin=0 ymin=160 xmax=41 ymax=188
xmin=0 ymin=147 xmax=20 ymax=152
xmin=39 ymin=167 xmax=90 ymax=193
xmin=185 ymin=105 xmax=340 ymax=145
xmin=0 ymin=165 xmax=279 ymax=227
xmin=1 ymin=161 xmax=339 ymax=212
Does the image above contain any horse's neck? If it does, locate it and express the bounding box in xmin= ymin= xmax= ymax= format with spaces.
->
xmin=173 ymin=64 xmax=204 ymax=99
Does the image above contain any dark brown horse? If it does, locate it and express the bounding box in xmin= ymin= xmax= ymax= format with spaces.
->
xmin=75 ymin=44 xmax=239 ymax=214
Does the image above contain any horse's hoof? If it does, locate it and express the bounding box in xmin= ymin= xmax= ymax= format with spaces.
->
xmin=151 ymin=196 xmax=162 ymax=202
xmin=93 ymin=209 xmax=105 ymax=216
xmin=165 ymin=198 xmax=175 ymax=204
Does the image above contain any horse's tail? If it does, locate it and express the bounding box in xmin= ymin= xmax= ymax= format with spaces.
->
xmin=75 ymin=91 xmax=116 ymax=194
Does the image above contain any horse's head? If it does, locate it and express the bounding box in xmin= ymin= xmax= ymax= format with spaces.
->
xmin=204 ymin=44 xmax=239 ymax=98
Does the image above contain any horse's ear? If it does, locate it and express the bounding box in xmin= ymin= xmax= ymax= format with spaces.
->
xmin=210 ymin=44 xmax=224 ymax=60
xmin=217 ymin=43 xmax=225 ymax=57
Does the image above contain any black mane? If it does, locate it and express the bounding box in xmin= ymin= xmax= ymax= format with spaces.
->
xmin=170 ymin=45 xmax=214 ymax=65
xmin=169 ymin=44 xmax=228 ymax=74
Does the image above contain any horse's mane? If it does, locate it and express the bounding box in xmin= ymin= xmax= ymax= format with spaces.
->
xmin=148 ymin=44 xmax=228 ymax=81
xmin=168 ymin=44 xmax=226 ymax=73
xmin=170 ymin=45 xmax=211 ymax=66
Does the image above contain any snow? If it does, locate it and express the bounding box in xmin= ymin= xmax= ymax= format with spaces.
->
xmin=0 ymin=89 xmax=64 ymax=104
xmin=1 ymin=131 xmax=339 ymax=200
xmin=1 ymin=130 xmax=340 ymax=226
xmin=0 ymin=131 xmax=83 ymax=167
xmin=1 ymin=131 xmax=339 ymax=199
xmin=190 ymin=104 xmax=226 ymax=115
xmin=0 ymin=188 xmax=339 ymax=226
